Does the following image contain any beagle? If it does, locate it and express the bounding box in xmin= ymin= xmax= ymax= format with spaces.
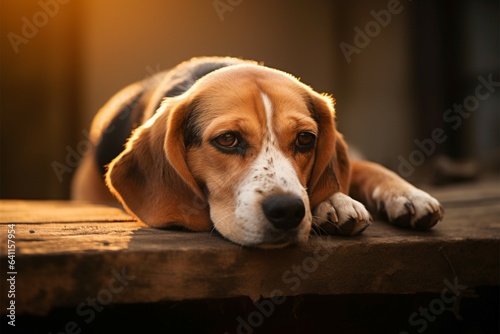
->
xmin=72 ymin=56 xmax=444 ymax=248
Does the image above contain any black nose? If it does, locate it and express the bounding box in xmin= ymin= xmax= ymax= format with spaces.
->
xmin=262 ymin=194 xmax=306 ymax=230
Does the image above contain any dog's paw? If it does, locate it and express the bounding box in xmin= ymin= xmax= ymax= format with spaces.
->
xmin=374 ymin=187 xmax=444 ymax=230
xmin=313 ymin=193 xmax=372 ymax=236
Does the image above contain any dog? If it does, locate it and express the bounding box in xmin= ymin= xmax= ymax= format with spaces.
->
xmin=72 ymin=56 xmax=444 ymax=248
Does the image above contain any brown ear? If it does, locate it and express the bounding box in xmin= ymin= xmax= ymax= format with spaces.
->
xmin=307 ymin=93 xmax=351 ymax=209
xmin=106 ymin=99 xmax=212 ymax=231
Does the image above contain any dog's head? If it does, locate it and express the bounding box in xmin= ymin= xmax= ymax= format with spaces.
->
xmin=106 ymin=64 xmax=350 ymax=247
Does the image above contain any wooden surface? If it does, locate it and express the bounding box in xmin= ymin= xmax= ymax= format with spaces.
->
xmin=0 ymin=178 xmax=499 ymax=316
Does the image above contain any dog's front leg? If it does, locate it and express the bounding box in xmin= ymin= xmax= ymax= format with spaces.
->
xmin=313 ymin=192 xmax=372 ymax=236
xmin=349 ymin=160 xmax=444 ymax=230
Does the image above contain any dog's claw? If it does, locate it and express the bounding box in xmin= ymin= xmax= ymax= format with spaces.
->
xmin=337 ymin=216 xmax=371 ymax=236
xmin=414 ymin=206 xmax=444 ymax=230
xmin=404 ymin=202 xmax=416 ymax=215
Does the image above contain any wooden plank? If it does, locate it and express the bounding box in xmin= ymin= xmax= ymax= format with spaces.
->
xmin=0 ymin=200 xmax=134 ymax=223
xmin=0 ymin=178 xmax=499 ymax=315
xmin=0 ymin=203 xmax=497 ymax=255
xmin=422 ymin=178 xmax=500 ymax=206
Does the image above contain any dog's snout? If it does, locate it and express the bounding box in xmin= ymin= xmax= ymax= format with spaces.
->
xmin=262 ymin=194 xmax=305 ymax=230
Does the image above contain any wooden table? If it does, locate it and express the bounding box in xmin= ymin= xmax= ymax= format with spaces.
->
xmin=1 ymin=178 xmax=499 ymax=324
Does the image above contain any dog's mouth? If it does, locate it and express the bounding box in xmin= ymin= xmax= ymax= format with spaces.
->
xmin=241 ymin=227 xmax=310 ymax=248
xmin=211 ymin=220 xmax=309 ymax=248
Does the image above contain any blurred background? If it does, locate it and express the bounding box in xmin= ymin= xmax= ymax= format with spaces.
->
xmin=1 ymin=0 xmax=499 ymax=199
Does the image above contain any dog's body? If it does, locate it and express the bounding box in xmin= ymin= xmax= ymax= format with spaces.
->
xmin=72 ymin=57 xmax=443 ymax=247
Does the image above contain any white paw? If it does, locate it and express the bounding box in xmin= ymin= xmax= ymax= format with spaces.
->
xmin=373 ymin=187 xmax=444 ymax=229
xmin=313 ymin=193 xmax=372 ymax=236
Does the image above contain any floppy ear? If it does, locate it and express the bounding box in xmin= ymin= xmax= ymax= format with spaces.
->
xmin=307 ymin=93 xmax=351 ymax=209
xmin=106 ymin=98 xmax=212 ymax=231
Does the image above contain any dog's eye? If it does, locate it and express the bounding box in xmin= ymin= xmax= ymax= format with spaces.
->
xmin=211 ymin=132 xmax=248 ymax=155
xmin=214 ymin=132 xmax=239 ymax=147
xmin=295 ymin=132 xmax=316 ymax=152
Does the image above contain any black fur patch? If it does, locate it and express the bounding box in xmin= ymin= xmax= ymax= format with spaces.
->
xmin=184 ymin=98 xmax=204 ymax=148
xmin=304 ymin=94 xmax=318 ymax=124
xmin=164 ymin=61 xmax=237 ymax=98
xmin=95 ymin=92 xmax=144 ymax=176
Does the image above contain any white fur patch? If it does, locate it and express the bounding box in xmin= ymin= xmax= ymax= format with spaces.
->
xmin=372 ymin=187 xmax=381 ymax=204
xmin=261 ymin=92 xmax=277 ymax=143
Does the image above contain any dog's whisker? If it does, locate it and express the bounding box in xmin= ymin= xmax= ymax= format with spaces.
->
xmin=309 ymin=227 xmax=320 ymax=236
xmin=311 ymin=215 xmax=330 ymax=226
xmin=209 ymin=226 xmax=218 ymax=237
